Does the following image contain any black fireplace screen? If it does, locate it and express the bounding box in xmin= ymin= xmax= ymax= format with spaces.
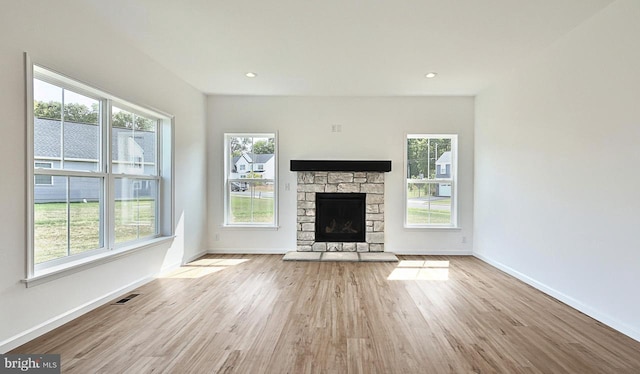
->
xmin=315 ymin=193 xmax=366 ymax=242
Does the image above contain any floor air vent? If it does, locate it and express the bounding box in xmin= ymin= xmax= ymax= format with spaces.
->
xmin=113 ymin=293 xmax=140 ymax=305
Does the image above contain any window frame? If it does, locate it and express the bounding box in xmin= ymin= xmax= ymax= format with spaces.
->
xmin=223 ymin=133 xmax=278 ymax=228
xmin=26 ymin=57 xmax=175 ymax=285
xmin=404 ymin=133 xmax=458 ymax=228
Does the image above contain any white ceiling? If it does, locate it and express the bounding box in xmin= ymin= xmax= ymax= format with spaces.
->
xmin=85 ymin=0 xmax=614 ymax=96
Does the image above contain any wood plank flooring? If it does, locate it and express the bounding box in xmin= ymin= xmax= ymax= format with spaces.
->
xmin=11 ymin=255 xmax=640 ymax=373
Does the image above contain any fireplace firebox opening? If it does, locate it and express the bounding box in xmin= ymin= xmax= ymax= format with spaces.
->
xmin=315 ymin=193 xmax=366 ymax=242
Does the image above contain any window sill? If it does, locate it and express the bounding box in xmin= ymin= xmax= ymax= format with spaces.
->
xmin=404 ymin=225 xmax=462 ymax=230
xmin=220 ymin=225 xmax=280 ymax=231
xmin=22 ymin=236 xmax=175 ymax=288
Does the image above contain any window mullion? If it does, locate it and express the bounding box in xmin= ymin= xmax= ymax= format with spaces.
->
xmin=33 ymin=169 xmax=107 ymax=178
xmin=155 ymin=119 xmax=160 ymax=235
xmin=111 ymin=174 xmax=159 ymax=180
xmin=60 ymin=89 xmax=65 ymax=170
xmin=105 ymin=99 xmax=115 ymax=251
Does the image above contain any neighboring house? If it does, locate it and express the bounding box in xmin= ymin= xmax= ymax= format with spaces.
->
xmin=435 ymin=151 xmax=452 ymax=197
xmin=230 ymin=152 xmax=275 ymax=180
xmin=34 ymin=118 xmax=156 ymax=203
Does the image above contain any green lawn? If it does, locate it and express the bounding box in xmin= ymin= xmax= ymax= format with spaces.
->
xmin=115 ymin=199 xmax=156 ymax=244
xmin=34 ymin=200 xmax=155 ymax=264
xmin=407 ymin=207 xmax=451 ymax=224
xmin=229 ymin=195 xmax=274 ymax=223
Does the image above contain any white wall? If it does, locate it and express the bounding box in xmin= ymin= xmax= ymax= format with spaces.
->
xmin=207 ymin=96 xmax=474 ymax=254
xmin=475 ymin=0 xmax=640 ymax=341
xmin=0 ymin=1 xmax=207 ymax=351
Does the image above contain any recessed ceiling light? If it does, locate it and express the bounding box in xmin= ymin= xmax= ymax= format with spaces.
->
xmin=245 ymin=72 xmax=257 ymax=78
xmin=425 ymin=72 xmax=438 ymax=78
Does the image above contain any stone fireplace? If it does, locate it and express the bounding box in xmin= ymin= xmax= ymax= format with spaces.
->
xmin=291 ymin=160 xmax=391 ymax=252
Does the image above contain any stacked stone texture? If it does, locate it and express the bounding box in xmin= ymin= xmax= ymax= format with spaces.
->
xmin=296 ymin=171 xmax=384 ymax=252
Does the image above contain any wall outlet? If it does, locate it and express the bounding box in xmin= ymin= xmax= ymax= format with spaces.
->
xmin=285 ymin=182 xmax=290 ymax=191
xmin=215 ymin=233 xmax=220 ymax=241
xmin=462 ymin=236 xmax=467 ymax=244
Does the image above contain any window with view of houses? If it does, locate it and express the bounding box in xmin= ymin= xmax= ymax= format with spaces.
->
xmin=405 ymin=134 xmax=458 ymax=227
xmin=28 ymin=64 xmax=172 ymax=278
xmin=224 ymin=133 xmax=277 ymax=226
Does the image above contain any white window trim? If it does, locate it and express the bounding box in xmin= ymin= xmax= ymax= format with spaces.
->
xmin=223 ymin=133 xmax=278 ymax=228
xmin=25 ymin=54 xmax=175 ymax=286
xmin=404 ymin=133 xmax=458 ymax=229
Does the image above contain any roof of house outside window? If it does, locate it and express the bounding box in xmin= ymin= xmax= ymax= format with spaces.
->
xmin=242 ymin=153 xmax=274 ymax=164
xmin=435 ymin=151 xmax=451 ymax=165
xmin=34 ymin=118 xmax=155 ymax=160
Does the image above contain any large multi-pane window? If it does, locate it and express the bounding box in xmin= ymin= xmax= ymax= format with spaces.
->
xmin=224 ymin=133 xmax=277 ymax=226
xmin=405 ymin=134 xmax=458 ymax=227
xmin=29 ymin=64 xmax=171 ymax=276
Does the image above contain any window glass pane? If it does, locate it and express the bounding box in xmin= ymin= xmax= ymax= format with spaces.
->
xmin=115 ymin=178 xmax=158 ymax=244
xmin=229 ymin=181 xmax=275 ymax=224
xmin=34 ymin=176 xmax=68 ymax=264
xmin=34 ymin=176 xmax=104 ymax=264
xmin=34 ymin=79 xmax=62 ymax=121
xmin=34 ymin=79 xmax=62 ymax=173
xmin=407 ymin=137 xmax=427 ymax=179
xmin=407 ymin=182 xmax=452 ymax=225
xmin=228 ymin=135 xmax=275 ymax=178
xmin=69 ymin=177 xmax=103 ymax=255
xmin=431 ymin=138 xmax=452 ymax=179
xmin=112 ymin=107 xmax=157 ymax=175
xmin=228 ymin=136 xmax=252 ymax=176
xmin=33 ymin=79 xmax=101 ymax=172
xmin=407 ymin=137 xmax=451 ymax=179
xmin=63 ymin=90 xmax=100 ymax=172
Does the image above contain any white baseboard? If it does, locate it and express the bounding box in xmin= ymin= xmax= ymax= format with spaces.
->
xmin=393 ymin=249 xmax=473 ymax=255
xmin=161 ymin=261 xmax=183 ymax=274
xmin=0 ymin=276 xmax=156 ymax=353
xmin=207 ymin=248 xmax=289 ymax=254
xmin=182 ymin=250 xmax=209 ymax=264
xmin=473 ymin=252 xmax=640 ymax=343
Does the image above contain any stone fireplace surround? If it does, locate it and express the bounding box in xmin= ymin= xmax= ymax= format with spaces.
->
xmin=291 ymin=160 xmax=392 ymax=253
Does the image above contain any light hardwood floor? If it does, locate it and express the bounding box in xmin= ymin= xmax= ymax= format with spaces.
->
xmin=12 ymin=255 xmax=640 ymax=373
